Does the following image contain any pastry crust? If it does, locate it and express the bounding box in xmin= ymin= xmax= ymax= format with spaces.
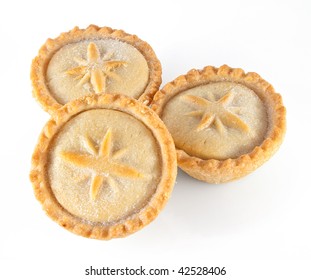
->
xmin=30 ymin=93 xmax=177 ymax=239
xmin=31 ymin=25 xmax=162 ymax=115
xmin=151 ymin=65 xmax=286 ymax=183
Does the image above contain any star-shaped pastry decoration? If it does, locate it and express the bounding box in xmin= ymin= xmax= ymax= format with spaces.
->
xmin=183 ymin=92 xmax=249 ymax=134
xmin=60 ymin=129 xmax=143 ymax=201
xmin=65 ymin=42 xmax=127 ymax=93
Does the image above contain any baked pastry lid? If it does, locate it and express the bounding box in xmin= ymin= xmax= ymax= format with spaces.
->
xmin=151 ymin=65 xmax=286 ymax=183
xmin=31 ymin=25 xmax=162 ymax=115
xmin=30 ymin=93 xmax=177 ymax=239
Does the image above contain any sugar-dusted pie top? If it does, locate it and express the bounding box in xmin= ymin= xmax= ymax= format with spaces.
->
xmin=48 ymin=109 xmax=161 ymax=224
xmin=161 ymin=82 xmax=268 ymax=160
xmin=46 ymin=39 xmax=149 ymax=104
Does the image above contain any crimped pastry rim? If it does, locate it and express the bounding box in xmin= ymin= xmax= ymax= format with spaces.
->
xmin=30 ymin=93 xmax=177 ymax=239
xmin=31 ymin=25 xmax=162 ymax=115
xmin=151 ymin=65 xmax=286 ymax=183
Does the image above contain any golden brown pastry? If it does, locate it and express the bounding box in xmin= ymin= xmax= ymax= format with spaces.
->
xmin=31 ymin=25 xmax=162 ymax=115
xmin=151 ymin=65 xmax=286 ymax=183
xmin=30 ymin=94 xmax=177 ymax=239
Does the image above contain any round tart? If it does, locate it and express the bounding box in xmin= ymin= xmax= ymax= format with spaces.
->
xmin=151 ymin=65 xmax=286 ymax=183
xmin=30 ymin=94 xmax=176 ymax=239
xmin=31 ymin=25 xmax=162 ymax=115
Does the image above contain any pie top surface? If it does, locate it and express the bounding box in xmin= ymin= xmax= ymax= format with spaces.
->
xmin=48 ymin=109 xmax=161 ymax=223
xmin=31 ymin=25 xmax=162 ymax=115
xmin=47 ymin=39 xmax=149 ymax=104
xmin=151 ymin=65 xmax=286 ymax=183
xmin=160 ymin=81 xmax=268 ymax=160
xmin=30 ymin=94 xmax=177 ymax=239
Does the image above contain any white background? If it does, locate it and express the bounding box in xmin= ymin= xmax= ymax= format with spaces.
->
xmin=1 ymin=0 xmax=310 ymax=279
